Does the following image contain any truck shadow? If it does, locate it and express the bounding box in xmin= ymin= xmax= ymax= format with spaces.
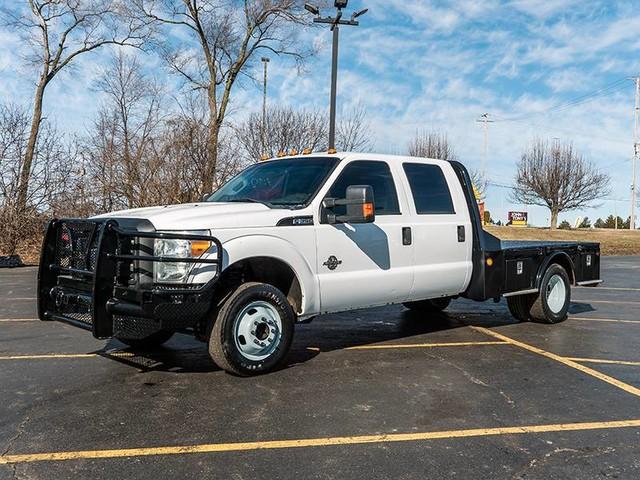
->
xmin=288 ymin=306 xmax=517 ymax=366
xmin=95 ymin=303 xmax=523 ymax=374
xmin=94 ymin=298 xmax=598 ymax=374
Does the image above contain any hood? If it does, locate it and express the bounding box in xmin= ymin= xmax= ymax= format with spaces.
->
xmin=93 ymin=202 xmax=294 ymax=230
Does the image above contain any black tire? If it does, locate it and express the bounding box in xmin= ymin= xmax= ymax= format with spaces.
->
xmin=403 ymin=297 xmax=452 ymax=312
xmin=506 ymin=294 xmax=536 ymax=322
xmin=209 ymin=282 xmax=295 ymax=376
xmin=116 ymin=330 xmax=174 ymax=349
xmin=529 ymin=264 xmax=571 ymax=324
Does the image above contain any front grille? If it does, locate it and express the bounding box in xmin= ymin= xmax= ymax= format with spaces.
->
xmin=54 ymin=220 xmax=100 ymax=273
xmin=39 ymin=217 xmax=222 ymax=339
xmin=113 ymin=315 xmax=161 ymax=339
xmin=47 ymin=220 xmax=103 ymax=329
xmin=61 ymin=308 xmax=93 ymax=326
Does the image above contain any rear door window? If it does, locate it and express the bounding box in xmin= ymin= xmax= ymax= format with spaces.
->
xmin=403 ymin=163 xmax=455 ymax=214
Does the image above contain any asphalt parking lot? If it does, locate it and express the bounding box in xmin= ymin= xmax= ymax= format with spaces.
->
xmin=1 ymin=256 xmax=639 ymax=479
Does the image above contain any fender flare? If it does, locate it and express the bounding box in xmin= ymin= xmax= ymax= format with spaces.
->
xmin=535 ymin=251 xmax=576 ymax=288
xmin=220 ymin=234 xmax=319 ymax=316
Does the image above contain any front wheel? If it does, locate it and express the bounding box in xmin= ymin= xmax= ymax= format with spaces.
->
xmin=209 ymin=282 xmax=295 ymax=376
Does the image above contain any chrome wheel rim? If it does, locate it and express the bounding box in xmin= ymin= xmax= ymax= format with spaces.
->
xmin=233 ymin=301 xmax=283 ymax=361
xmin=546 ymin=274 xmax=567 ymax=314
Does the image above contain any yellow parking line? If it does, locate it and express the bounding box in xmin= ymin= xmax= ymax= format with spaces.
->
xmin=346 ymin=341 xmax=507 ymax=350
xmin=0 ymin=352 xmax=134 ymax=361
xmin=6 ymin=297 xmax=37 ymax=301
xmin=566 ymin=357 xmax=640 ymax=367
xmin=473 ymin=327 xmax=640 ymax=399
xmin=2 ymin=418 xmax=640 ymax=465
xmin=570 ymin=317 xmax=640 ymax=324
xmin=0 ymin=319 xmax=38 ymax=323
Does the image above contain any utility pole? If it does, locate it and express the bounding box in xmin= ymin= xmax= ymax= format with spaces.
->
xmin=261 ymin=57 xmax=270 ymax=158
xmin=305 ymin=1 xmax=368 ymax=150
xmin=631 ymin=77 xmax=640 ymax=230
xmin=476 ymin=113 xmax=494 ymax=180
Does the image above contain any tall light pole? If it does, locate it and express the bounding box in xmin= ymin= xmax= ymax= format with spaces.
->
xmin=631 ymin=76 xmax=640 ymax=230
xmin=475 ymin=113 xmax=494 ymax=180
xmin=305 ymin=2 xmax=368 ymax=151
xmin=261 ymin=57 xmax=270 ymax=158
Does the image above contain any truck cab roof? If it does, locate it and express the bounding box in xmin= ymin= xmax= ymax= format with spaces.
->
xmin=263 ymin=151 xmax=451 ymax=166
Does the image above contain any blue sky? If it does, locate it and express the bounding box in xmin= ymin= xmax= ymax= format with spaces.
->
xmin=2 ymin=0 xmax=640 ymax=226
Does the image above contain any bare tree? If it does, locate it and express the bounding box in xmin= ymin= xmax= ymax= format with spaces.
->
xmin=0 ymin=104 xmax=73 ymax=256
xmin=408 ymin=130 xmax=457 ymax=161
xmin=510 ymin=139 xmax=610 ymax=229
xmin=90 ymin=52 xmax=164 ymax=209
xmin=236 ymin=105 xmax=327 ymax=161
xmin=469 ymin=169 xmax=487 ymax=201
xmin=236 ymin=104 xmax=372 ymax=162
xmin=135 ymin=0 xmax=310 ymax=196
xmin=336 ymin=104 xmax=372 ymax=152
xmin=7 ymin=0 xmax=152 ymax=214
xmin=161 ymin=93 xmax=247 ymax=201
xmin=408 ymin=130 xmax=487 ymax=198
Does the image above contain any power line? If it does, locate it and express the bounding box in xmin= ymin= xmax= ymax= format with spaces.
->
xmin=503 ymin=120 xmax=629 ymax=145
xmin=492 ymin=78 xmax=629 ymax=124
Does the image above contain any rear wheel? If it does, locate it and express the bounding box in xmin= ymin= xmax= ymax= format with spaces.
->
xmin=115 ymin=330 xmax=174 ymax=349
xmin=529 ymin=264 xmax=571 ymax=324
xmin=506 ymin=294 xmax=536 ymax=322
xmin=209 ymin=282 xmax=295 ymax=376
xmin=403 ymin=297 xmax=452 ymax=313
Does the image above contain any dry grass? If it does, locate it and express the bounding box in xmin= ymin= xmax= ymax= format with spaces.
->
xmin=485 ymin=226 xmax=640 ymax=256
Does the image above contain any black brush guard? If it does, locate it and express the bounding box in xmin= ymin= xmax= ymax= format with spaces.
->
xmin=38 ymin=218 xmax=222 ymax=339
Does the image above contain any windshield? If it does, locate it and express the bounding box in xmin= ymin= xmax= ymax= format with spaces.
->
xmin=206 ymin=157 xmax=338 ymax=208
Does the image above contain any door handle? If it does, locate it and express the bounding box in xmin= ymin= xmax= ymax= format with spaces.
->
xmin=457 ymin=225 xmax=466 ymax=242
xmin=402 ymin=227 xmax=412 ymax=246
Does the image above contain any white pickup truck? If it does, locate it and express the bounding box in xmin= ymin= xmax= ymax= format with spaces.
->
xmin=38 ymin=152 xmax=602 ymax=375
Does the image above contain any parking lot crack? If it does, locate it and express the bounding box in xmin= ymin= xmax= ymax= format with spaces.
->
xmin=428 ymin=353 xmax=516 ymax=409
xmin=1 ymin=414 xmax=31 ymax=480
xmin=513 ymin=445 xmax=617 ymax=479
xmin=1 ymin=414 xmax=30 ymax=459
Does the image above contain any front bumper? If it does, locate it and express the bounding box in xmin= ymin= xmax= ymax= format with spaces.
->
xmin=37 ymin=218 xmax=222 ymax=339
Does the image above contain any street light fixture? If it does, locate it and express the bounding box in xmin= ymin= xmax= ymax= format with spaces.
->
xmin=305 ymin=1 xmax=368 ymax=150
xmin=352 ymin=8 xmax=368 ymax=19
xmin=304 ymin=3 xmax=319 ymax=15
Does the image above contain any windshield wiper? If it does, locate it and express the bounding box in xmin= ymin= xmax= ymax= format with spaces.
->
xmin=226 ymin=198 xmax=273 ymax=208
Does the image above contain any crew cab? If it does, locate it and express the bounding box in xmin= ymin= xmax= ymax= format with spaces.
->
xmin=38 ymin=153 xmax=602 ymax=375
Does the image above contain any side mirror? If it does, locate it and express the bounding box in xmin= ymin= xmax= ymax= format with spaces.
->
xmin=322 ymin=185 xmax=375 ymax=224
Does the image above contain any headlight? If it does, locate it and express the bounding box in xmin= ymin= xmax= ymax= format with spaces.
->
xmin=154 ymin=232 xmax=213 ymax=283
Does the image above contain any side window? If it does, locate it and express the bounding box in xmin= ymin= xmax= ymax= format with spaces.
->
xmin=403 ymin=163 xmax=455 ymax=214
xmin=327 ymin=161 xmax=400 ymax=215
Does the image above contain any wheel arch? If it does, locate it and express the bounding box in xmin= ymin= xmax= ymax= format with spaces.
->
xmin=535 ymin=252 xmax=575 ymax=288
xmin=218 ymin=235 xmax=319 ymax=317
